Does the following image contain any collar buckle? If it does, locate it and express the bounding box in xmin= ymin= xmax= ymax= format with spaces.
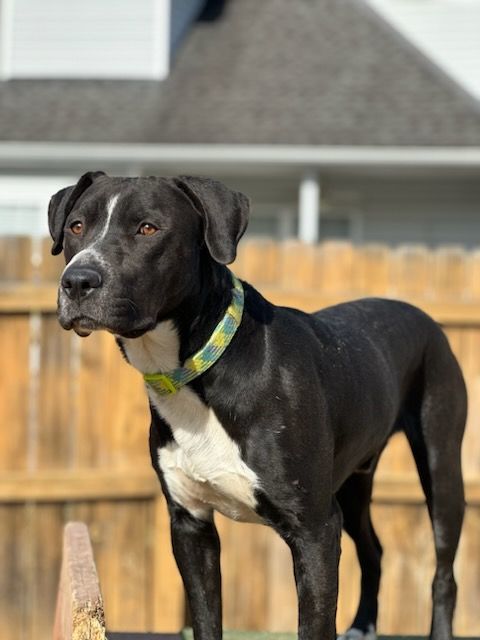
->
xmin=144 ymin=372 xmax=179 ymax=396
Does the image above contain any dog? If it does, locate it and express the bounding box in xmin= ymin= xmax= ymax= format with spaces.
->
xmin=49 ymin=171 xmax=466 ymax=640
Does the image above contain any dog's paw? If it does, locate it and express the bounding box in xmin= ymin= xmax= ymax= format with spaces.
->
xmin=337 ymin=624 xmax=377 ymax=640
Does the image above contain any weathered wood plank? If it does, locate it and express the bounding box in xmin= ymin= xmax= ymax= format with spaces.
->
xmin=0 ymin=470 xmax=478 ymax=504
xmin=0 ymin=282 xmax=57 ymax=311
xmin=53 ymin=521 xmax=106 ymax=640
xmin=0 ymin=469 xmax=159 ymax=502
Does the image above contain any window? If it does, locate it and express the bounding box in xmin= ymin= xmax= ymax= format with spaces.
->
xmin=320 ymin=217 xmax=352 ymax=240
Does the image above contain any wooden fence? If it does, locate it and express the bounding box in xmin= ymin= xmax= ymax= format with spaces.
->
xmin=0 ymin=237 xmax=479 ymax=640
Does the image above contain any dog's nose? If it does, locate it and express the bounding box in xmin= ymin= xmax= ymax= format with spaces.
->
xmin=61 ymin=267 xmax=102 ymax=300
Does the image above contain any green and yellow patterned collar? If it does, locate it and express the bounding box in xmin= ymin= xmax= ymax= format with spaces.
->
xmin=144 ymin=273 xmax=244 ymax=397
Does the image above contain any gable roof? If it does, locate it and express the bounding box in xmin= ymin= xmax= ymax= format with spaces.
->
xmin=1 ymin=0 xmax=480 ymax=147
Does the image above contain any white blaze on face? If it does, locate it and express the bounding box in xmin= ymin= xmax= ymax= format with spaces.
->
xmin=121 ymin=322 xmax=262 ymax=523
xmin=100 ymin=194 xmax=120 ymax=240
xmin=61 ymin=192 xmax=121 ymax=273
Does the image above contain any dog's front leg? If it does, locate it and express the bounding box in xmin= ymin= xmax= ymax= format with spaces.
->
xmin=289 ymin=499 xmax=342 ymax=640
xmin=169 ymin=504 xmax=222 ymax=640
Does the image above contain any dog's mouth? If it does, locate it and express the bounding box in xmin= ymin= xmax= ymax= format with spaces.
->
xmin=60 ymin=315 xmax=101 ymax=337
xmin=58 ymin=290 xmax=158 ymax=339
xmin=60 ymin=314 xmax=157 ymax=339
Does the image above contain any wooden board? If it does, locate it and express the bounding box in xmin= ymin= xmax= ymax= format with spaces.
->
xmin=53 ymin=521 xmax=106 ymax=640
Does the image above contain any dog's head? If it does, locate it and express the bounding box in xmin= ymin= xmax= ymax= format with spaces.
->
xmin=49 ymin=172 xmax=249 ymax=338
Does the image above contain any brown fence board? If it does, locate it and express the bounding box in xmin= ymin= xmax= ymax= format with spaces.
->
xmin=90 ymin=500 xmax=151 ymax=632
xmin=151 ymin=496 xmax=185 ymax=632
xmin=1 ymin=470 xmax=479 ymax=504
xmin=0 ymin=468 xmax=158 ymax=502
xmin=37 ymin=317 xmax=76 ymax=469
xmin=0 ymin=505 xmax=27 ymax=635
xmin=31 ymin=504 xmax=64 ymax=639
xmin=0 ymin=316 xmax=31 ymax=471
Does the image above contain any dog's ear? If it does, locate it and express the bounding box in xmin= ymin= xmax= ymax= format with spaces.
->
xmin=172 ymin=176 xmax=249 ymax=264
xmin=48 ymin=170 xmax=106 ymax=255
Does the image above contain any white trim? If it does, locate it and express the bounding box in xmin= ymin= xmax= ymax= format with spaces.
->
xmin=0 ymin=0 xmax=15 ymax=80
xmin=1 ymin=143 xmax=480 ymax=171
xmin=298 ymin=172 xmax=320 ymax=244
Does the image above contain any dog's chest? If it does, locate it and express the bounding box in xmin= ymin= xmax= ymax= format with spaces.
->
xmin=155 ymin=404 xmax=261 ymax=523
xmin=121 ymin=323 xmax=261 ymax=523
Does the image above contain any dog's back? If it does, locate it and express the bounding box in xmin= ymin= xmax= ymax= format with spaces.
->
xmin=306 ymin=297 xmax=467 ymax=484
xmin=307 ymin=297 xmax=466 ymax=640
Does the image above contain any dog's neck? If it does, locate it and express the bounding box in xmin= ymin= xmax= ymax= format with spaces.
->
xmin=119 ymin=260 xmax=234 ymax=375
xmin=120 ymin=320 xmax=180 ymax=374
xmin=173 ymin=260 xmax=233 ymax=363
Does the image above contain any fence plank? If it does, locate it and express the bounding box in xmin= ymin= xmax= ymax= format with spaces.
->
xmin=37 ymin=317 xmax=76 ymax=469
xmin=391 ymin=245 xmax=432 ymax=299
xmin=41 ymin=237 xmax=64 ymax=282
xmin=467 ymin=249 xmax=480 ymax=300
xmin=315 ymin=241 xmax=357 ymax=296
xmin=151 ymin=496 xmax=185 ymax=632
xmin=91 ymin=501 xmax=151 ymax=632
xmin=0 ymin=469 xmax=159 ymax=502
xmin=356 ymin=244 xmax=391 ymax=296
xmin=235 ymin=238 xmax=280 ymax=286
xmin=0 ymin=237 xmax=33 ymax=281
xmin=0 ymin=505 xmax=30 ymax=637
xmin=0 ymin=316 xmax=31 ymax=471
xmin=434 ymin=246 xmax=468 ymax=300
xmin=31 ymin=505 xmax=64 ymax=640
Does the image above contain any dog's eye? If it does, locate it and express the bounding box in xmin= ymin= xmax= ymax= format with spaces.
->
xmin=138 ymin=223 xmax=158 ymax=236
xmin=70 ymin=221 xmax=83 ymax=235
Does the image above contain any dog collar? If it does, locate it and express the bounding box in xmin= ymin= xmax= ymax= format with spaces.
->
xmin=143 ymin=273 xmax=244 ymax=396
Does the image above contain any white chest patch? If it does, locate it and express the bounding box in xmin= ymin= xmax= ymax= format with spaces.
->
xmin=121 ymin=322 xmax=261 ymax=523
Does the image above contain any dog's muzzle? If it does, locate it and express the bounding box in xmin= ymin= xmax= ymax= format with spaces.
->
xmin=58 ymin=264 xmax=155 ymax=338
xmin=61 ymin=266 xmax=103 ymax=302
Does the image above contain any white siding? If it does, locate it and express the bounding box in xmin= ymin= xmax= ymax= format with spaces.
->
xmin=329 ymin=176 xmax=480 ymax=247
xmin=367 ymin=0 xmax=480 ymax=100
xmin=0 ymin=176 xmax=76 ymax=236
xmin=0 ymin=0 xmax=170 ymax=80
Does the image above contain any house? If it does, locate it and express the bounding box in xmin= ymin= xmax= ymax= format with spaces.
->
xmin=0 ymin=0 xmax=480 ymax=245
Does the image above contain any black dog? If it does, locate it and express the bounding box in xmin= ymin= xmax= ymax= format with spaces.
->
xmin=49 ymin=172 xmax=466 ymax=640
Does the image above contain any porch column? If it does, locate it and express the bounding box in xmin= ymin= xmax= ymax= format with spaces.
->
xmin=298 ymin=171 xmax=320 ymax=244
